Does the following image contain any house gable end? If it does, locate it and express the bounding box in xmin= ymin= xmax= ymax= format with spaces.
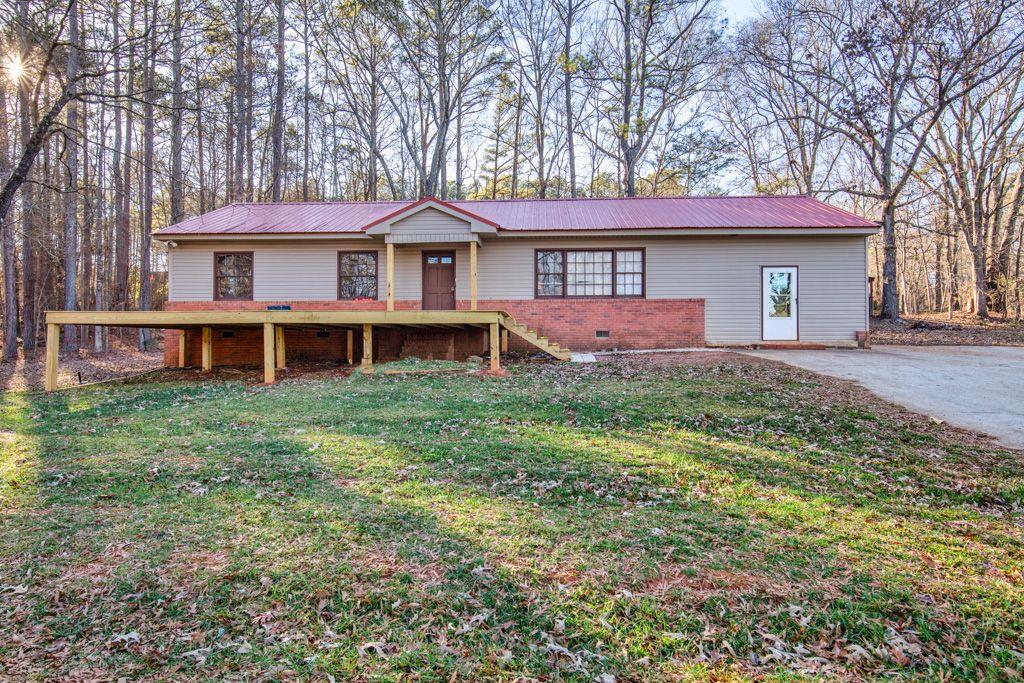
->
xmin=364 ymin=198 xmax=499 ymax=236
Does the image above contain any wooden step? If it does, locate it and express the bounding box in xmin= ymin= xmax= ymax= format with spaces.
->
xmin=499 ymin=314 xmax=572 ymax=361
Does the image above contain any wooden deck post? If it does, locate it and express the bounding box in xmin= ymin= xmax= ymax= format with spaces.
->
xmin=201 ymin=327 xmax=212 ymax=371
xmin=45 ymin=323 xmax=60 ymax=392
xmin=263 ymin=323 xmax=276 ymax=384
xmin=178 ymin=331 xmax=187 ymax=368
xmin=275 ymin=325 xmax=286 ymax=368
xmin=489 ymin=322 xmax=500 ymax=372
xmin=361 ymin=323 xmax=373 ymax=372
xmin=346 ymin=329 xmax=354 ymax=365
xmin=501 ymin=328 xmax=508 ymax=353
xmin=470 ymin=240 xmax=478 ymax=311
xmin=386 ymin=243 xmax=395 ymax=312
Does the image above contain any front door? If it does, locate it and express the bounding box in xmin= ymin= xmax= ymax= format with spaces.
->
xmin=422 ymin=251 xmax=456 ymax=310
xmin=762 ymin=266 xmax=798 ymax=340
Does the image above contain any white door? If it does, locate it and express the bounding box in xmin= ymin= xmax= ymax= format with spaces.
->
xmin=762 ymin=267 xmax=798 ymax=340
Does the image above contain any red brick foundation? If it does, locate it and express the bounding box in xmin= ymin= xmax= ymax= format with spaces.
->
xmin=465 ymin=298 xmax=704 ymax=352
xmin=161 ymin=298 xmax=704 ymax=366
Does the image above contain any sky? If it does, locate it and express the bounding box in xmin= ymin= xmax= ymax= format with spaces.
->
xmin=720 ymin=0 xmax=760 ymax=26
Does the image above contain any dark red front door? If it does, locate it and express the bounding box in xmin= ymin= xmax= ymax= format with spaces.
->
xmin=422 ymin=251 xmax=456 ymax=310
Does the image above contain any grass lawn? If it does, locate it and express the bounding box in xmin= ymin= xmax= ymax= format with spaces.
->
xmin=1 ymin=354 xmax=1022 ymax=681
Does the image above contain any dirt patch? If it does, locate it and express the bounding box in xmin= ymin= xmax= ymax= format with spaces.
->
xmin=871 ymin=312 xmax=1024 ymax=346
xmin=350 ymin=544 xmax=446 ymax=585
xmin=147 ymin=361 xmax=356 ymax=386
xmin=644 ymin=567 xmax=795 ymax=599
xmin=0 ymin=340 xmax=164 ymax=392
xmin=59 ymin=542 xmax=136 ymax=584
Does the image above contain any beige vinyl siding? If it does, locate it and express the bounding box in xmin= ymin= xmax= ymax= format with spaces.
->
xmin=392 ymin=245 xmax=473 ymax=301
xmin=167 ymin=248 xmax=212 ymax=301
xmin=390 ymin=207 xmax=471 ymax=237
xmin=167 ymin=235 xmax=868 ymax=345
xmin=168 ymin=240 xmax=383 ymax=302
xmin=474 ymin=236 xmax=868 ymax=345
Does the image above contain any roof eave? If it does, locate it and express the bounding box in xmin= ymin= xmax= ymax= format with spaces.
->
xmin=153 ymin=225 xmax=877 ymax=241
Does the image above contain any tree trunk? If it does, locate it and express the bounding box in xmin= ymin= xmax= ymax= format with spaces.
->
xmin=563 ymin=4 xmax=577 ymax=197
xmin=302 ymin=6 xmax=310 ymax=201
xmin=233 ymin=0 xmax=246 ymax=202
xmin=271 ymin=0 xmax=286 ymax=201
xmin=0 ymin=87 xmax=16 ymax=362
xmin=197 ymin=60 xmax=207 ymax=213
xmin=18 ymin=0 xmax=36 ymax=352
xmin=170 ymin=0 xmax=184 ymax=223
xmin=880 ymin=200 xmax=900 ymax=321
xmin=244 ymin=37 xmax=255 ymax=201
xmin=63 ymin=0 xmax=81 ymax=351
xmin=511 ymin=81 xmax=523 ymax=197
xmin=970 ymin=243 xmax=988 ymax=318
xmin=138 ymin=0 xmax=157 ymax=350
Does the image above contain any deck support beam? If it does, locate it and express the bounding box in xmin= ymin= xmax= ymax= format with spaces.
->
xmin=263 ymin=323 xmax=276 ymax=384
xmin=361 ymin=324 xmax=373 ymax=372
xmin=45 ymin=324 xmax=60 ymax=392
xmin=489 ymin=322 xmax=500 ymax=372
xmin=386 ymin=243 xmax=395 ymax=311
xmin=501 ymin=328 xmax=508 ymax=354
xmin=470 ymin=241 xmax=478 ymax=311
xmin=201 ymin=327 xmax=213 ymax=371
xmin=275 ymin=326 xmax=286 ymax=369
xmin=346 ymin=329 xmax=354 ymax=365
xmin=178 ymin=331 xmax=187 ymax=368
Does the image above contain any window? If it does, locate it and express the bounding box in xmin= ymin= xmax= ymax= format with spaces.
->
xmin=339 ymin=251 xmax=378 ymax=300
xmin=567 ymin=251 xmax=612 ymax=296
xmin=536 ymin=250 xmax=564 ymax=296
xmin=214 ymin=252 xmax=253 ymax=300
xmin=615 ymin=249 xmax=644 ymax=296
xmin=535 ymin=249 xmax=644 ymax=298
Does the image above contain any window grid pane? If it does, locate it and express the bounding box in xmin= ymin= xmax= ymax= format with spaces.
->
xmin=615 ymin=250 xmax=643 ymax=296
xmin=536 ymin=251 xmax=564 ymax=296
xmin=339 ymin=252 xmax=378 ymax=299
xmin=567 ymin=251 xmax=612 ymax=296
xmin=215 ymin=253 xmax=253 ymax=299
xmin=535 ymin=249 xmax=643 ymax=298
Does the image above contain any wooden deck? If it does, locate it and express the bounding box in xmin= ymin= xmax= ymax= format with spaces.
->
xmin=42 ymin=309 xmax=571 ymax=391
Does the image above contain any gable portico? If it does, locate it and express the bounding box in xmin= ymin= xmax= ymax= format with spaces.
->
xmin=363 ymin=198 xmax=499 ymax=311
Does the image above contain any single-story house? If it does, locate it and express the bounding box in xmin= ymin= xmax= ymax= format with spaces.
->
xmin=151 ymin=195 xmax=877 ymax=367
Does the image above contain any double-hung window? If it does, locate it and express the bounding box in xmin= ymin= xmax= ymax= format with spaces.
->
xmin=535 ymin=249 xmax=645 ymax=298
xmin=338 ymin=251 xmax=378 ymax=300
xmin=214 ymin=252 xmax=254 ymax=300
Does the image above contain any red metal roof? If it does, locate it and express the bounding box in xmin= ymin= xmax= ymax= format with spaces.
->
xmin=155 ymin=196 xmax=877 ymax=236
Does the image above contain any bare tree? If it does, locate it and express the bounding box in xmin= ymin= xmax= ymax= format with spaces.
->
xmin=759 ymin=0 xmax=1024 ymax=320
xmin=583 ymin=0 xmax=721 ymax=197
xmin=917 ymin=34 xmax=1024 ymax=317
xmin=380 ymin=0 xmax=500 ymax=197
xmin=170 ymin=0 xmax=185 ymax=222
xmin=553 ymin=0 xmax=590 ymax=197
xmin=500 ymin=0 xmax=561 ymax=197
xmin=312 ymin=0 xmax=399 ymax=200
xmin=270 ymin=0 xmax=286 ymax=201
xmin=62 ymin=0 xmax=81 ymax=351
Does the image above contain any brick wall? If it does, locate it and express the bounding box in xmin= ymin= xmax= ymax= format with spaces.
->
xmin=161 ymin=297 xmax=704 ymax=366
xmin=465 ymin=298 xmax=705 ymax=352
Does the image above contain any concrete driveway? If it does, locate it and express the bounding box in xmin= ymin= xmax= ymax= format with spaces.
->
xmin=741 ymin=345 xmax=1024 ymax=449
